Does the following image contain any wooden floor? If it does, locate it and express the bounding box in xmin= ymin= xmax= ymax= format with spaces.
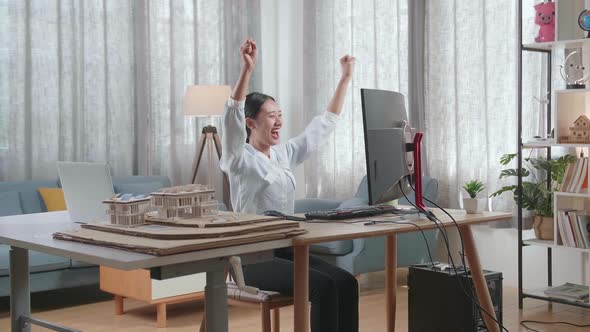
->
xmin=0 ymin=270 xmax=588 ymax=331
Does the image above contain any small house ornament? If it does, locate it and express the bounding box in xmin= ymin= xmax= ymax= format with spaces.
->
xmin=562 ymin=115 xmax=590 ymax=143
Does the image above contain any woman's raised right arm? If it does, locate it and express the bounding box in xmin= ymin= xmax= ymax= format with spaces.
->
xmin=220 ymin=38 xmax=257 ymax=173
xmin=232 ymin=38 xmax=256 ymax=101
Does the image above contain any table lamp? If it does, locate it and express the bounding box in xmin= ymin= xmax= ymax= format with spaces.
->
xmin=184 ymin=85 xmax=232 ymax=208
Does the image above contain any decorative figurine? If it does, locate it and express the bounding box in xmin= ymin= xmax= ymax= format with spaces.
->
xmin=559 ymin=49 xmax=590 ymax=89
xmin=534 ymin=1 xmax=555 ymax=43
xmin=150 ymin=184 xmax=218 ymax=220
xmin=578 ymin=9 xmax=590 ymax=38
xmin=561 ymin=115 xmax=590 ymax=143
xmin=103 ymin=194 xmax=152 ymax=227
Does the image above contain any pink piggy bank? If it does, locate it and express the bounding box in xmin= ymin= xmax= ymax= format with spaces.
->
xmin=535 ymin=2 xmax=555 ymax=43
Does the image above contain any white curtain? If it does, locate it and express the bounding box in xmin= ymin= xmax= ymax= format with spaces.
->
xmin=302 ymin=0 xmax=409 ymax=200
xmin=424 ymin=0 xmax=545 ymax=211
xmin=0 ymin=0 xmax=261 ymax=185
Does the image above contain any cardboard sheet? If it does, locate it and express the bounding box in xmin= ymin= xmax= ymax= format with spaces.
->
xmin=81 ymin=220 xmax=300 ymax=240
xmin=53 ymin=227 xmax=306 ymax=256
xmin=145 ymin=211 xmax=283 ymax=228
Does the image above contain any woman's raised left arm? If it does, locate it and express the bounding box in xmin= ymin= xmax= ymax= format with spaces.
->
xmin=286 ymin=55 xmax=355 ymax=167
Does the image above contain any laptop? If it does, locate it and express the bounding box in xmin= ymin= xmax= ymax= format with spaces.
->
xmin=57 ymin=162 xmax=115 ymax=223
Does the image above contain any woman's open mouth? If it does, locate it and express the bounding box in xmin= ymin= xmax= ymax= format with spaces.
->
xmin=271 ymin=128 xmax=280 ymax=140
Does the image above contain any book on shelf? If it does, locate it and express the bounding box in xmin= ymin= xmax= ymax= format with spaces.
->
xmin=556 ymin=210 xmax=590 ymax=249
xmin=559 ymin=157 xmax=589 ymax=193
xmin=543 ymin=283 xmax=589 ymax=303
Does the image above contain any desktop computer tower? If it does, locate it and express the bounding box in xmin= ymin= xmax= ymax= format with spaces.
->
xmin=408 ymin=263 xmax=503 ymax=332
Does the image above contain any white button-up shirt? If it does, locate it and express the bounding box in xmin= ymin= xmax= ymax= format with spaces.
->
xmin=220 ymin=98 xmax=339 ymax=215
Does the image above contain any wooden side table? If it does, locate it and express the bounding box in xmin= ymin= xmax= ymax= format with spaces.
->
xmin=100 ymin=266 xmax=206 ymax=327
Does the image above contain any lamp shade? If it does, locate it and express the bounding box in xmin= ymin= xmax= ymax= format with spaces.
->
xmin=184 ymin=85 xmax=232 ymax=117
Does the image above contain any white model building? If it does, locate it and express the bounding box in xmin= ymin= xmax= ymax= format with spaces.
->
xmin=103 ymin=195 xmax=152 ymax=227
xmin=150 ymin=184 xmax=218 ymax=220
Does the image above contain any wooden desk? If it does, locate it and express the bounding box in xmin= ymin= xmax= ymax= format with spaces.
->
xmin=292 ymin=209 xmax=511 ymax=332
xmin=0 ymin=211 xmax=292 ymax=332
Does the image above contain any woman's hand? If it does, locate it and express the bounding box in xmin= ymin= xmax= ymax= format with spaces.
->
xmin=340 ymin=54 xmax=356 ymax=80
xmin=240 ymin=38 xmax=257 ymax=73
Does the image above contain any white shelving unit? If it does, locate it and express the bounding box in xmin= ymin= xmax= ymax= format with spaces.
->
xmin=523 ymin=38 xmax=590 ymax=51
xmin=518 ymin=0 xmax=590 ymax=309
xmin=524 ymin=238 xmax=590 ymax=253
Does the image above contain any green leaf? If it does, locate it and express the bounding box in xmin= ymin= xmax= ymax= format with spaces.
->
xmin=499 ymin=168 xmax=530 ymax=179
xmin=500 ymin=154 xmax=517 ymax=165
xmin=490 ymin=185 xmax=518 ymax=197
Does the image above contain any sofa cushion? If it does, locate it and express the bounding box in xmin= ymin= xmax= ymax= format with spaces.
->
xmin=114 ymin=182 xmax=164 ymax=195
xmin=37 ymin=188 xmax=67 ymax=211
xmin=310 ymin=240 xmax=353 ymax=255
xmin=0 ymin=245 xmax=71 ymax=277
xmin=0 ymin=191 xmax=24 ymax=216
xmin=309 ymin=197 xmax=363 ymax=256
xmin=0 ymin=180 xmax=59 ymax=214
xmin=70 ymin=260 xmax=96 ymax=269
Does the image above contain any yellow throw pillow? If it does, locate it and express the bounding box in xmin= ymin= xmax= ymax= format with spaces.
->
xmin=37 ymin=188 xmax=67 ymax=212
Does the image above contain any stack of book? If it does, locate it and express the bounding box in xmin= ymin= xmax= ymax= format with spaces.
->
xmin=560 ymin=157 xmax=589 ymax=193
xmin=556 ymin=210 xmax=590 ymax=248
xmin=544 ymin=282 xmax=589 ymax=303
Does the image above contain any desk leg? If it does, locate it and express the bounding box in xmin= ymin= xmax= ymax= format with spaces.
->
xmin=293 ymin=245 xmax=309 ymax=332
xmin=386 ymin=235 xmax=397 ymax=332
xmin=10 ymin=246 xmax=30 ymax=332
xmin=205 ymin=270 xmax=228 ymax=332
xmin=460 ymin=225 xmax=500 ymax=332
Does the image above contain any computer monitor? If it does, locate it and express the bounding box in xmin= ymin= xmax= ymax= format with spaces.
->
xmin=57 ymin=162 xmax=115 ymax=223
xmin=361 ymin=89 xmax=414 ymax=205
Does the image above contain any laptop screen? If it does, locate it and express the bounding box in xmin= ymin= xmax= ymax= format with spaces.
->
xmin=57 ymin=162 xmax=115 ymax=223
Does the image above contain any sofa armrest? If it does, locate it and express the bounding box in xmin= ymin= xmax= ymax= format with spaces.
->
xmin=294 ymin=198 xmax=342 ymax=214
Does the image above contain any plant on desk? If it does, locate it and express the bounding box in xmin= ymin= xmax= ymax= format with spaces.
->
xmin=490 ymin=153 xmax=576 ymax=239
xmin=463 ymin=180 xmax=486 ymax=214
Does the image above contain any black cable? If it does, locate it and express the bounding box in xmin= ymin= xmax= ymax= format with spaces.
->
xmin=402 ymin=178 xmax=509 ymax=332
xmin=365 ymin=219 xmax=436 ymax=269
xmin=520 ymin=320 xmax=590 ymax=332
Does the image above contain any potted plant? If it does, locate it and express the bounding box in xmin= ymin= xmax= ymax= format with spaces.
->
xmin=463 ymin=180 xmax=486 ymax=214
xmin=490 ymin=153 xmax=576 ymax=240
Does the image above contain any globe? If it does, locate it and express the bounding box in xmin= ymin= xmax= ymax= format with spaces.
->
xmin=578 ymin=9 xmax=590 ymax=38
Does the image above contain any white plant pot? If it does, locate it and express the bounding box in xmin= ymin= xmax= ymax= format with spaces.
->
xmin=463 ymin=198 xmax=485 ymax=214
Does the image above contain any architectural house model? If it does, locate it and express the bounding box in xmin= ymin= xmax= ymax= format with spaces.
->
xmin=150 ymin=184 xmax=218 ymax=220
xmin=562 ymin=115 xmax=590 ymax=143
xmin=103 ymin=195 xmax=152 ymax=227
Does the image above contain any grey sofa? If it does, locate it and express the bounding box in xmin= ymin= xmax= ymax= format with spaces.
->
xmin=294 ymin=176 xmax=439 ymax=276
xmin=0 ymin=176 xmax=171 ymax=297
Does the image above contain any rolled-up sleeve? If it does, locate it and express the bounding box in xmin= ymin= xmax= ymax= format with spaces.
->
xmin=286 ymin=111 xmax=340 ymax=167
xmin=220 ymin=98 xmax=247 ymax=173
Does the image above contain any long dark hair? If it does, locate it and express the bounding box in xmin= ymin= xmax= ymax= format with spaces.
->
xmin=245 ymin=92 xmax=275 ymax=143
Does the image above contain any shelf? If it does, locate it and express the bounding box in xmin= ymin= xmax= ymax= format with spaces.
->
xmin=523 ymin=288 xmax=590 ymax=308
xmin=522 ymin=141 xmax=590 ymax=149
xmin=554 ymin=191 xmax=590 ymax=198
xmin=522 ymin=38 xmax=590 ymax=51
xmin=523 ymin=239 xmax=590 ymax=253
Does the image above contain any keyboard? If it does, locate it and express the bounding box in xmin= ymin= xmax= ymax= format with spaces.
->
xmin=305 ymin=205 xmax=412 ymax=220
